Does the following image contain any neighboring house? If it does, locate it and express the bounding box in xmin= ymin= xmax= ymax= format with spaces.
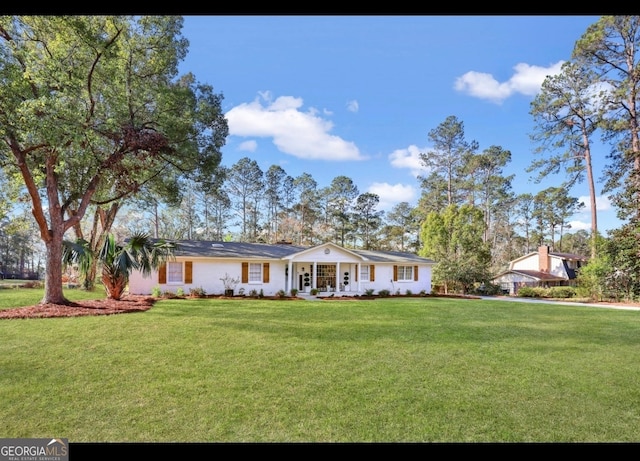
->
xmin=128 ymin=240 xmax=435 ymax=297
xmin=492 ymin=245 xmax=588 ymax=295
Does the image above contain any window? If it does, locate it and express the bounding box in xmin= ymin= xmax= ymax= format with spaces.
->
xmin=360 ymin=265 xmax=370 ymax=281
xmin=167 ymin=262 xmax=183 ymax=283
xmin=248 ymin=263 xmax=262 ymax=283
xmin=397 ymin=265 xmax=413 ymax=282
xmin=316 ymin=264 xmax=336 ymax=290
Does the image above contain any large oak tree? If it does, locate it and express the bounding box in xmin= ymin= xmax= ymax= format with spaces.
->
xmin=0 ymin=16 xmax=227 ymax=304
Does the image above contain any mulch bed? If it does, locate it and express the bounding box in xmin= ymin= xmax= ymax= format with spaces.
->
xmin=0 ymin=295 xmax=156 ymax=319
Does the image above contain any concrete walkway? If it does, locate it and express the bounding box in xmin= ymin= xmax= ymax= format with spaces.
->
xmin=478 ymin=296 xmax=640 ymax=311
xmin=296 ymin=293 xmax=324 ymax=301
xmin=297 ymin=291 xmax=359 ymax=301
xmin=297 ymin=292 xmax=640 ymax=311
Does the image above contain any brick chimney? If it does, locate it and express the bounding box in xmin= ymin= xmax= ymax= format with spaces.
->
xmin=539 ymin=245 xmax=549 ymax=273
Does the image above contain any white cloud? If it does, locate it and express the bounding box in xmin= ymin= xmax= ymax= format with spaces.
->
xmin=388 ymin=145 xmax=429 ymax=177
xmin=454 ymin=61 xmax=565 ymax=104
xmin=225 ymin=93 xmax=366 ymax=161
xmin=346 ymin=100 xmax=359 ymax=113
xmin=566 ymin=220 xmax=591 ymax=231
xmin=454 ymin=71 xmax=513 ymax=103
xmin=577 ymin=195 xmax=612 ymax=212
xmin=509 ymin=62 xmax=564 ymax=96
xmin=565 ymin=195 xmax=615 ymax=232
xmin=238 ymin=140 xmax=257 ymax=152
xmin=367 ymin=182 xmax=416 ymax=211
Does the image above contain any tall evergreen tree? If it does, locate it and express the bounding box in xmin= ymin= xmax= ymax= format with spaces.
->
xmin=226 ymin=157 xmax=264 ymax=242
xmin=353 ymin=193 xmax=382 ymax=250
xmin=326 ymin=175 xmax=359 ymax=246
xmin=293 ymin=173 xmax=319 ymax=245
xmin=573 ymin=16 xmax=640 ymax=223
xmin=264 ymin=165 xmax=288 ymax=243
xmin=419 ymin=115 xmax=479 ymax=206
xmin=529 ymin=60 xmax=602 ymax=258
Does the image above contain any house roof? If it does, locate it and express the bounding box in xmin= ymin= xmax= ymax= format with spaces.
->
xmin=287 ymin=241 xmax=365 ymax=260
xmin=549 ymin=251 xmax=588 ymax=261
xmin=166 ymin=240 xmax=435 ymax=264
xmin=493 ymin=269 xmax=567 ymax=282
xmin=352 ymin=248 xmax=434 ymax=264
xmin=169 ymin=240 xmax=308 ymax=259
xmin=509 ymin=248 xmax=588 ymax=268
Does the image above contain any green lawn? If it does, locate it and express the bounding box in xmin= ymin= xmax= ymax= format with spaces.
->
xmin=1 ymin=290 xmax=639 ymax=442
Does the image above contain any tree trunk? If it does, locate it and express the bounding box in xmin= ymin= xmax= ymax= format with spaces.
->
xmin=41 ymin=230 xmax=70 ymax=305
xmin=584 ymin=145 xmax=598 ymax=260
xmin=102 ymin=271 xmax=126 ymax=300
xmin=40 ymin=152 xmax=72 ymax=305
xmin=83 ymin=203 xmax=120 ymax=291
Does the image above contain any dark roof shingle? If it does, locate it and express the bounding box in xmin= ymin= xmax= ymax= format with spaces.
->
xmin=165 ymin=240 xmax=434 ymax=263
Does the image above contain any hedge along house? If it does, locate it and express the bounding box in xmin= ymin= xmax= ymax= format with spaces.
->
xmin=491 ymin=245 xmax=588 ymax=295
xmin=128 ymin=240 xmax=435 ymax=297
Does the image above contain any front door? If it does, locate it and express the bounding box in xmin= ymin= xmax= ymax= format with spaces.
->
xmin=316 ymin=264 xmax=336 ymax=291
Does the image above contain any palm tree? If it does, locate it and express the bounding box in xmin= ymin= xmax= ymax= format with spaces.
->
xmin=64 ymin=232 xmax=177 ymax=300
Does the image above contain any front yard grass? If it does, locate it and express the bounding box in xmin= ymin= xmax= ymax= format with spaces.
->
xmin=1 ymin=291 xmax=639 ymax=442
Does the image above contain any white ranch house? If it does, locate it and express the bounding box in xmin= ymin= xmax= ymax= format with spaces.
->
xmin=128 ymin=240 xmax=435 ymax=297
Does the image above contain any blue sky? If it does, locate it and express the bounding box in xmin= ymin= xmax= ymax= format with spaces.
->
xmin=178 ymin=15 xmax=621 ymax=234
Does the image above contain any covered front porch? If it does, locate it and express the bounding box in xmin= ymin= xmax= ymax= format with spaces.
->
xmin=291 ymin=261 xmax=359 ymax=294
xmin=284 ymin=242 xmax=367 ymax=295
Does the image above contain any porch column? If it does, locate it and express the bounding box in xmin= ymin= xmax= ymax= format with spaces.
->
xmin=287 ymin=261 xmax=292 ymax=292
xmin=357 ymin=263 xmax=361 ymax=292
xmin=313 ymin=261 xmax=317 ymax=290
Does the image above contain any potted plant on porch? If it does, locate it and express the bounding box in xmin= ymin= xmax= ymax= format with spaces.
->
xmin=220 ymin=273 xmax=240 ymax=297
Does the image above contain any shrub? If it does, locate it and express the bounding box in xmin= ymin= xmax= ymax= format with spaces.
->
xmin=405 ymin=289 xmax=413 ymax=296
xmin=310 ymin=288 xmax=319 ymax=295
xmin=378 ymin=289 xmax=390 ymax=297
xmin=189 ymin=287 xmax=207 ymax=298
xmin=517 ymin=286 xmax=576 ymax=299
xmin=517 ymin=287 xmax=541 ymax=298
xmin=576 ymin=255 xmax=611 ymax=301
xmin=220 ymin=273 xmax=240 ymax=292
xmin=475 ymin=283 xmax=502 ymax=295
xmin=546 ymin=286 xmax=576 ymax=299
xmin=176 ymin=287 xmax=185 ymax=297
xmin=275 ymin=289 xmax=286 ymax=298
xmin=152 ymin=285 xmax=162 ymax=297
xmin=364 ymin=289 xmax=375 ymax=296
xmin=249 ymin=289 xmax=259 ymax=298
xmin=290 ymin=288 xmax=299 ymax=297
